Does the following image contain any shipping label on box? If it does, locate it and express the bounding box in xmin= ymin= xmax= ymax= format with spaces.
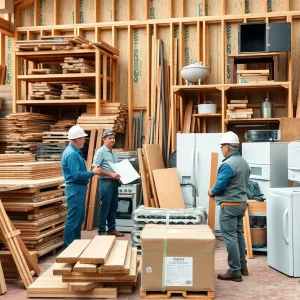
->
xmin=165 ymin=257 xmax=193 ymax=286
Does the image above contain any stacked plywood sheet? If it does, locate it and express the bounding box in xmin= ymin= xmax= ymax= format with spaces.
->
xmin=0 ymin=182 xmax=66 ymax=257
xmin=0 ymin=161 xmax=62 ymax=180
xmin=226 ymin=99 xmax=253 ymax=119
xmin=27 ymin=237 xmax=139 ymax=298
xmin=5 ymin=113 xmax=54 ymax=154
xmin=78 ymin=103 xmax=128 ymax=133
xmin=237 ymin=69 xmax=269 ymax=84
xmin=61 ymin=83 xmax=95 ymax=100
xmin=16 ymin=35 xmax=94 ymax=52
xmin=61 ymin=57 xmax=95 ymax=74
xmin=0 ymin=118 xmax=10 ymax=153
xmin=29 ymin=83 xmax=61 ymax=100
xmin=0 ymin=153 xmax=35 ymax=163
xmin=50 ymin=120 xmax=76 ymax=131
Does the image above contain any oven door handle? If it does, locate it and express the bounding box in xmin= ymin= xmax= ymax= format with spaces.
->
xmin=118 ymin=194 xmax=133 ymax=199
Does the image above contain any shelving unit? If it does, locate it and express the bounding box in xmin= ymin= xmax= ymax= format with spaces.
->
xmin=13 ymin=47 xmax=118 ymax=116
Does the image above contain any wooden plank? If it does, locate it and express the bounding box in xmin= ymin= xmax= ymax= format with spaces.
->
xmin=68 ymin=282 xmax=104 ymax=292
xmin=101 ymin=240 xmax=128 ymax=270
xmin=27 ymin=265 xmax=118 ymax=298
xmin=243 ymin=207 xmax=253 ymax=259
xmin=296 ymin=85 xmax=300 ymax=118
xmin=280 ymin=117 xmax=300 ymax=142
xmin=53 ymin=263 xmax=74 ymax=275
xmin=56 ymin=239 xmax=92 ymax=263
xmin=137 ymin=148 xmax=150 ymax=207
xmin=152 ymin=168 xmax=185 ymax=209
xmin=73 ymin=261 xmax=97 ymax=273
xmin=208 ymin=152 xmax=218 ymax=233
xmin=79 ymin=236 xmax=115 ymax=264
xmin=0 ymin=261 xmax=7 ymax=295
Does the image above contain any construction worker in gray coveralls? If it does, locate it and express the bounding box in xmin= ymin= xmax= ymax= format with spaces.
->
xmin=61 ymin=125 xmax=102 ymax=248
xmin=208 ymin=131 xmax=250 ymax=282
xmin=92 ymin=129 xmax=124 ymax=237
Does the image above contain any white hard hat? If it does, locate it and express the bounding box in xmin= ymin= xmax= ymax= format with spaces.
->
xmin=67 ymin=125 xmax=88 ymax=140
xmin=220 ymin=131 xmax=239 ymax=145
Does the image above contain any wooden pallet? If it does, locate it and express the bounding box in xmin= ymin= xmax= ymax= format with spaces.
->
xmin=140 ymin=290 xmax=214 ymax=299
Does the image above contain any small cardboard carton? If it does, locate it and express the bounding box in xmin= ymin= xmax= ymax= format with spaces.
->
xmin=141 ymin=224 xmax=215 ymax=292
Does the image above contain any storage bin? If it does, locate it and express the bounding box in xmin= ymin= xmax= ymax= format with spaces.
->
xmin=250 ymin=227 xmax=267 ymax=248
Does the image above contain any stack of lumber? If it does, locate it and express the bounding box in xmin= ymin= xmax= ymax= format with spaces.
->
xmin=0 ymin=65 xmax=6 ymax=85
xmin=27 ymin=237 xmax=139 ymax=298
xmin=5 ymin=113 xmax=55 ymax=155
xmin=94 ymin=41 xmax=120 ymax=56
xmin=29 ymin=82 xmax=61 ymax=100
xmin=61 ymin=83 xmax=95 ymax=99
xmin=0 ymin=182 xmax=66 ymax=257
xmin=0 ymin=153 xmax=35 ymax=163
xmin=36 ymin=132 xmax=68 ymax=161
xmin=16 ymin=35 xmax=94 ymax=52
xmin=0 ymin=118 xmax=10 ymax=153
xmin=78 ymin=103 xmax=128 ymax=133
xmin=137 ymin=145 xmax=185 ymax=209
xmin=237 ymin=69 xmax=269 ymax=84
xmin=0 ymin=161 xmax=62 ymax=180
xmin=61 ymin=57 xmax=95 ymax=74
xmin=50 ymin=120 xmax=76 ymax=131
xmin=226 ymin=99 xmax=253 ymax=119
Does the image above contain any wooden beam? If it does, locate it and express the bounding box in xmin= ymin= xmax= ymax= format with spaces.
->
xmin=168 ymin=0 xmax=172 ymax=18
xmin=127 ymin=0 xmax=132 ymax=21
xmin=34 ymin=0 xmax=40 ymax=26
xmin=54 ymin=0 xmax=60 ymax=25
xmin=74 ymin=0 xmax=80 ymax=25
xmin=208 ymin=152 xmax=218 ymax=233
xmin=146 ymin=24 xmax=151 ymax=119
xmin=94 ymin=0 xmax=99 ymax=23
xmin=145 ymin=0 xmax=149 ymax=20
xmin=15 ymin=0 xmax=34 ymax=11
xmin=128 ymin=25 xmax=133 ymax=149
xmin=0 ymin=261 xmax=7 ymax=295
xmin=95 ymin=47 xmax=101 ymax=116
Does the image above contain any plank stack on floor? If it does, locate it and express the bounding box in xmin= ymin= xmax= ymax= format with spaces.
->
xmin=27 ymin=236 xmax=139 ymax=298
xmin=77 ymin=103 xmax=128 ymax=133
xmin=5 ymin=113 xmax=55 ymax=155
xmin=61 ymin=83 xmax=95 ymax=99
xmin=0 ymin=118 xmax=10 ymax=153
xmin=29 ymin=83 xmax=61 ymax=100
xmin=0 ymin=180 xmax=66 ymax=258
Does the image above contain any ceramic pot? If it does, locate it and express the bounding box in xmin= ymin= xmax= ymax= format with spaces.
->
xmin=198 ymin=101 xmax=217 ymax=114
xmin=181 ymin=61 xmax=210 ymax=85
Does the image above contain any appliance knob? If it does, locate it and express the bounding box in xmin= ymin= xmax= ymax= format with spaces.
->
xmin=119 ymin=189 xmax=122 ymax=193
xmin=124 ymin=189 xmax=127 ymax=192
xmin=128 ymin=189 xmax=132 ymax=192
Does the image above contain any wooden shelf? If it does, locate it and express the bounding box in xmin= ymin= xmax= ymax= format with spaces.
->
xmin=173 ymin=84 xmax=223 ymax=96
xmin=193 ymin=113 xmax=221 ymax=118
xmin=17 ymin=73 xmax=96 ymax=82
xmin=225 ymin=118 xmax=280 ymax=124
xmin=16 ymin=99 xmax=97 ymax=105
xmin=224 ymin=81 xmax=290 ymax=91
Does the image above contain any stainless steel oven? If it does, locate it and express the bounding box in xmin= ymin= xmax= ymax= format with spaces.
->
xmin=116 ymin=183 xmax=141 ymax=232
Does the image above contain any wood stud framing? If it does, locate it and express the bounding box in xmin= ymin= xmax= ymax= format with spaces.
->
xmin=13 ymin=1 xmax=300 ymax=150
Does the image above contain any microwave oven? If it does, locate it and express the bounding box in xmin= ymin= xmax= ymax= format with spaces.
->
xmin=248 ymin=163 xmax=270 ymax=181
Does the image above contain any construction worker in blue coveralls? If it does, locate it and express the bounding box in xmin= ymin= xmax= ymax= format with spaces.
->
xmin=92 ymin=129 xmax=125 ymax=237
xmin=208 ymin=131 xmax=250 ymax=282
xmin=61 ymin=125 xmax=102 ymax=248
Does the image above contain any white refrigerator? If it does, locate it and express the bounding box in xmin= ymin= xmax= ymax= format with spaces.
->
xmin=267 ymin=188 xmax=300 ymax=277
xmin=177 ymin=133 xmax=223 ymax=232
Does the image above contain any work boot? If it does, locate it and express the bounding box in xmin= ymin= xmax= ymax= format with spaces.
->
xmin=98 ymin=232 xmax=107 ymax=235
xmin=217 ymin=270 xmax=243 ymax=282
xmin=107 ymin=230 xmax=125 ymax=237
xmin=241 ymin=267 xmax=249 ymax=276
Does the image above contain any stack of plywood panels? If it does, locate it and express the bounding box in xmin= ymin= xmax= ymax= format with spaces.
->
xmin=0 ymin=118 xmax=10 ymax=153
xmin=27 ymin=237 xmax=139 ymax=298
xmin=0 ymin=182 xmax=66 ymax=258
xmin=0 ymin=154 xmax=35 ymax=163
xmin=78 ymin=103 xmax=128 ymax=133
xmin=0 ymin=161 xmax=62 ymax=180
xmin=5 ymin=113 xmax=55 ymax=154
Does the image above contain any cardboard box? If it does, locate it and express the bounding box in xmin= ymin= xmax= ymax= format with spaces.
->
xmin=141 ymin=224 xmax=215 ymax=292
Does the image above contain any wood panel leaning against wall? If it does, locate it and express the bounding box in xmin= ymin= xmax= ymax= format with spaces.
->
xmin=11 ymin=0 xmax=300 ymax=153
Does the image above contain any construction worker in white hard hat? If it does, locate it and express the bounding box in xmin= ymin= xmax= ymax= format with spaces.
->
xmin=208 ymin=131 xmax=250 ymax=282
xmin=61 ymin=125 xmax=102 ymax=248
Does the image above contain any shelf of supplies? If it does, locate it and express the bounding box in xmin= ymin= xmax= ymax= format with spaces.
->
xmin=225 ymin=118 xmax=280 ymax=124
xmin=193 ymin=113 xmax=222 ymax=118
xmin=224 ymin=81 xmax=290 ymax=91
xmin=17 ymin=73 xmax=96 ymax=82
xmin=16 ymin=99 xmax=97 ymax=105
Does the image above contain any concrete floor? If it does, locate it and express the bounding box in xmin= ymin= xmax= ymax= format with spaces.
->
xmin=1 ymin=230 xmax=300 ymax=300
